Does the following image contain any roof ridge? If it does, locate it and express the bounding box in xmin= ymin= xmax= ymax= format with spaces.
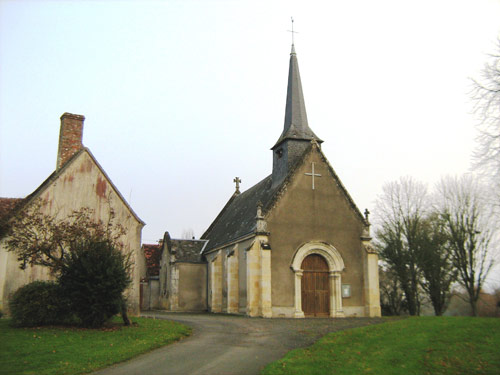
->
xmin=171 ymin=238 xmax=208 ymax=242
xmin=201 ymin=176 xmax=272 ymax=240
xmin=200 ymin=192 xmax=239 ymax=240
xmin=317 ymin=147 xmax=367 ymax=225
xmin=264 ymin=142 xmax=367 ymax=225
xmin=263 ymin=143 xmax=314 ymax=214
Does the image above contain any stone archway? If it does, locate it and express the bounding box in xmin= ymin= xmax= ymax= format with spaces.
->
xmin=291 ymin=242 xmax=345 ymax=318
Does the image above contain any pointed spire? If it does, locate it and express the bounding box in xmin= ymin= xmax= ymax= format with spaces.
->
xmin=272 ymin=46 xmax=322 ymax=150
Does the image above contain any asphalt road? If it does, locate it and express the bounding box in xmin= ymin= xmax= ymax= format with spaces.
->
xmin=91 ymin=312 xmax=384 ymax=375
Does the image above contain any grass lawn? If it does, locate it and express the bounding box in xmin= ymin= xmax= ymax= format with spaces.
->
xmin=262 ymin=317 xmax=500 ymax=375
xmin=0 ymin=316 xmax=190 ymax=375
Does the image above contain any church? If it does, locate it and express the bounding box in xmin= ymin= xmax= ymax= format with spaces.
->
xmin=156 ymin=45 xmax=381 ymax=318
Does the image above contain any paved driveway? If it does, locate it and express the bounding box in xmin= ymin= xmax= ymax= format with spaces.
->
xmin=92 ymin=312 xmax=384 ymax=375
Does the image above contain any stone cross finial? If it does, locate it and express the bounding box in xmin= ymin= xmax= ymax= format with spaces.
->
xmin=233 ymin=177 xmax=241 ymax=194
xmin=364 ymin=208 xmax=370 ymax=222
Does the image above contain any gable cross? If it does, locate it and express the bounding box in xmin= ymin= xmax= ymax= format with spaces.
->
xmin=364 ymin=208 xmax=370 ymax=222
xmin=304 ymin=162 xmax=321 ymax=190
xmin=233 ymin=177 xmax=241 ymax=194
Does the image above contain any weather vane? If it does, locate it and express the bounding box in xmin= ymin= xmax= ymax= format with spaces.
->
xmin=287 ymin=17 xmax=298 ymax=45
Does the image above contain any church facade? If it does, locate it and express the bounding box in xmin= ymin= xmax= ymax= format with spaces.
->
xmin=158 ymin=46 xmax=381 ymax=318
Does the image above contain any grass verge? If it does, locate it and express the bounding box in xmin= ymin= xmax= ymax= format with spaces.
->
xmin=262 ymin=316 xmax=500 ymax=375
xmin=0 ymin=316 xmax=190 ymax=375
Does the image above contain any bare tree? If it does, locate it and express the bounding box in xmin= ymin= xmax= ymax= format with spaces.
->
xmin=472 ymin=39 xmax=500 ymax=187
xmin=436 ymin=175 xmax=497 ymax=316
xmin=375 ymin=177 xmax=428 ymax=315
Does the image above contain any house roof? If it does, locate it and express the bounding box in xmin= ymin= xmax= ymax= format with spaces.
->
xmin=0 ymin=198 xmax=24 ymax=236
xmin=143 ymin=244 xmax=162 ymax=276
xmin=0 ymin=147 xmax=144 ymax=239
xmin=0 ymin=198 xmax=24 ymax=222
xmin=170 ymin=239 xmax=207 ymax=263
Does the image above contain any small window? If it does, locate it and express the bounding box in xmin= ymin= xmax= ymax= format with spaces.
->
xmin=276 ymin=148 xmax=283 ymax=158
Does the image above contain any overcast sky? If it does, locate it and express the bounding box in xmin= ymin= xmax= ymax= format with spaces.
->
xmin=1 ymin=0 xmax=500 ymax=259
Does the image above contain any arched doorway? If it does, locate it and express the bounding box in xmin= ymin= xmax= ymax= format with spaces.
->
xmin=301 ymin=254 xmax=329 ymax=317
xmin=291 ymin=242 xmax=345 ymax=318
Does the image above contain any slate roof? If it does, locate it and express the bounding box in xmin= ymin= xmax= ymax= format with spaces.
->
xmin=201 ymin=174 xmax=281 ymax=252
xmin=170 ymin=239 xmax=207 ymax=263
xmin=272 ymin=45 xmax=322 ymax=150
xmin=143 ymin=244 xmax=162 ymax=277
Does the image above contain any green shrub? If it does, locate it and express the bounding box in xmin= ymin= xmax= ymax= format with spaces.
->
xmin=8 ymin=281 xmax=72 ymax=327
xmin=0 ymin=309 xmax=3 ymax=318
xmin=58 ymin=240 xmax=131 ymax=328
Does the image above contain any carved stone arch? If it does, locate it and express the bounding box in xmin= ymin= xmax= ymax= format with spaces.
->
xmin=291 ymin=242 xmax=344 ymax=272
xmin=291 ymin=242 xmax=345 ymax=318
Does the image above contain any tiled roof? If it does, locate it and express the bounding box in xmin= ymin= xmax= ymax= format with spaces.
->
xmin=170 ymin=239 xmax=207 ymax=263
xmin=0 ymin=198 xmax=24 ymax=222
xmin=143 ymin=244 xmax=162 ymax=277
xmin=0 ymin=198 xmax=24 ymax=237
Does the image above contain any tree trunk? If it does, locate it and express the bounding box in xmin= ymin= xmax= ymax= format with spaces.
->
xmin=121 ymin=299 xmax=131 ymax=326
xmin=433 ymin=304 xmax=443 ymax=316
xmin=402 ymin=284 xmax=418 ymax=316
xmin=470 ymin=299 xmax=478 ymax=317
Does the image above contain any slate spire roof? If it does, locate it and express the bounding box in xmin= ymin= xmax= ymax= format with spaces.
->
xmin=272 ymin=45 xmax=323 ymax=150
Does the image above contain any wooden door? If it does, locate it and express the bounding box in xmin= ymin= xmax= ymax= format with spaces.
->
xmin=301 ymin=254 xmax=330 ymax=317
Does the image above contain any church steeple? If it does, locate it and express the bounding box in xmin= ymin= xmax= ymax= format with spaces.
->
xmin=272 ymin=45 xmax=322 ymax=150
xmin=272 ymin=45 xmax=322 ymax=187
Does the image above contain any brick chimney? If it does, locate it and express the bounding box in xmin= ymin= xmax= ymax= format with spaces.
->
xmin=56 ymin=112 xmax=85 ymax=170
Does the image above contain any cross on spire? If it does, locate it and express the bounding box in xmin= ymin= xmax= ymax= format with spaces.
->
xmin=233 ymin=177 xmax=241 ymax=194
xmin=304 ymin=162 xmax=321 ymax=190
xmin=287 ymin=17 xmax=298 ymax=46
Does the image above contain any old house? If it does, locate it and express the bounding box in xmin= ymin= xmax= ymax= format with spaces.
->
xmin=0 ymin=113 xmax=145 ymax=314
xmin=161 ymin=46 xmax=381 ymax=318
